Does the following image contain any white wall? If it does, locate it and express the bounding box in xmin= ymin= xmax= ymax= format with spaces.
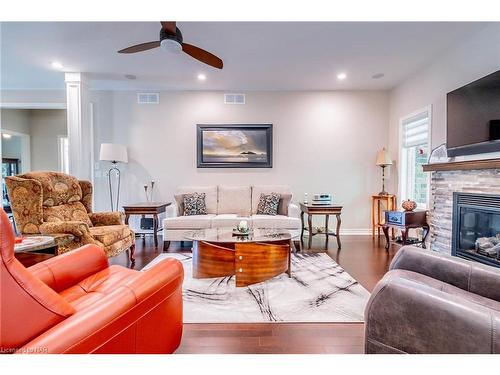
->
xmin=388 ymin=24 xmax=500 ymax=192
xmin=29 ymin=109 xmax=67 ymax=171
xmin=1 ymin=108 xmax=31 ymax=134
xmin=93 ymin=90 xmax=390 ymax=232
xmin=1 ymin=108 xmax=67 ymax=171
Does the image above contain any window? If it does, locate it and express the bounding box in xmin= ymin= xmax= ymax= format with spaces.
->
xmin=58 ymin=136 xmax=69 ymax=174
xmin=400 ymin=108 xmax=431 ymax=209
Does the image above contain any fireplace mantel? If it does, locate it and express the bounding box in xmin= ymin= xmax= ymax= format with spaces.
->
xmin=423 ymin=158 xmax=500 ymax=172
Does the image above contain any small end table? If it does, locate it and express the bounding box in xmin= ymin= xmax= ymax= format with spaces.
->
xmin=122 ymin=202 xmax=171 ymax=248
xmin=372 ymin=194 xmax=396 ymax=238
xmin=382 ymin=210 xmax=429 ymax=250
xmin=299 ymin=202 xmax=343 ymax=250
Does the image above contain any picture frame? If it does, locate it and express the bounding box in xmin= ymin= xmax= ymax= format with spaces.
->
xmin=197 ymin=124 xmax=273 ymax=168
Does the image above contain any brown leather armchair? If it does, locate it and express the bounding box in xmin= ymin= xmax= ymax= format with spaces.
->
xmin=0 ymin=208 xmax=184 ymax=354
xmin=365 ymin=246 xmax=500 ymax=354
xmin=5 ymin=171 xmax=135 ymax=259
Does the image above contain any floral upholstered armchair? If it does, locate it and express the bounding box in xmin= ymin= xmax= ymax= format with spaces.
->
xmin=5 ymin=171 xmax=135 ymax=260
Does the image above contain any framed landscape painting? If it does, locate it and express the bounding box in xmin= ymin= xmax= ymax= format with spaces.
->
xmin=197 ymin=124 xmax=273 ymax=168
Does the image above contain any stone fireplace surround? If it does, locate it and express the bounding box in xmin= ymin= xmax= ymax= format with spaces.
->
xmin=426 ymin=161 xmax=500 ymax=255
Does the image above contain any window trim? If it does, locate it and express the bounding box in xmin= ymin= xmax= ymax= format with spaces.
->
xmin=398 ymin=105 xmax=432 ymax=209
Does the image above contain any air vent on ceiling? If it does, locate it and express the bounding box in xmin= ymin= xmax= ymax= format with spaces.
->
xmin=224 ymin=93 xmax=245 ymax=105
xmin=137 ymin=92 xmax=160 ymax=104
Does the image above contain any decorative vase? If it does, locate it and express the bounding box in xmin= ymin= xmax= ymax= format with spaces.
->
xmin=402 ymin=199 xmax=417 ymax=211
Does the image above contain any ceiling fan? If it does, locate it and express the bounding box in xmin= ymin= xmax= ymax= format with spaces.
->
xmin=118 ymin=21 xmax=223 ymax=69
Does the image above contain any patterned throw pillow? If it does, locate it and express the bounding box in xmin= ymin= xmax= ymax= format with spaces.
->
xmin=183 ymin=192 xmax=207 ymax=216
xmin=256 ymin=193 xmax=281 ymax=215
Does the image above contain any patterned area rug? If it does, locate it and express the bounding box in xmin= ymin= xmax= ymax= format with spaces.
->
xmin=143 ymin=252 xmax=370 ymax=323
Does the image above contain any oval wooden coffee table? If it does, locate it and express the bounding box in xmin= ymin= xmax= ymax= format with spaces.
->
xmin=185 ymin=228 xmax=298 ymax=287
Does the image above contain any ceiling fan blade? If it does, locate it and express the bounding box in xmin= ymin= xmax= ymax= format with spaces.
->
xmin=182 ymin=43 xmax=223 ymax=69
xmin=161 ymin=21 xmax=176 ymax=34
xmin=118 ymin=41 xmax=160 ymax=54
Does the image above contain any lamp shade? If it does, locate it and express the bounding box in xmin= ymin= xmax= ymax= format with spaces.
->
xmin=376 ymin=147 xmax=393 ymax=166
xmin=99 ymin=143 xmax=128 ymax=163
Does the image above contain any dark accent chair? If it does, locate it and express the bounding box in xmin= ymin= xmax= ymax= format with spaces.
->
xmin=365 ymin=246 xmax=500 ymax=354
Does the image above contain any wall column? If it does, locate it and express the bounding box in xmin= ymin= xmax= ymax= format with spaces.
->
xmin=65 ymin=72 xmax=92 ymax=180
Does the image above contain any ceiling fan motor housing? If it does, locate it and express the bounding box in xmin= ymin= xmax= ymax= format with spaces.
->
xmin=160 ymin=27 xmax=183 ymax=52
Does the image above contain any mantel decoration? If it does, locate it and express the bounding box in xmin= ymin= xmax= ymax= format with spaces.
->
xmin=100 ymin=143 xmax=128 ymax=211
xmin=197 ymin=124 xmax=273 ymax=168
xmin=375 ymin=147 xmax=393 ymax=196
xmin=428 ymin=143 xmax=455 ymax=164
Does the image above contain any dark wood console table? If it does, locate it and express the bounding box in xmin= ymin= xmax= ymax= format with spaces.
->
xmin=123 ymin=202 xmax=171 ymax=248
xmin=382 ymin=210 xmax=429 ymax=251
xmin=299 ymin=202 xmax=343 ymax=250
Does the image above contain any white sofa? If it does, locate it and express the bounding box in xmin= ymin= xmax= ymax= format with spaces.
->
xmin=162 ymin=185 xmax=301 ymax=248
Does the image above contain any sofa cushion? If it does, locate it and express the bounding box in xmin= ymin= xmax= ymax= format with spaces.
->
xmin=256 ymin=193 xmax=281 ymax=215
xmin=217 ymin=185 xmax=251 ymax=216
xmin=251 ymin=214 xmax=301 ymax=229
xmin=177 ymin=186 xmax=217 ymax=214
xmin=183 ymin=192 xmax=207 ymax=216
xmin=174 ymin=194 xmax=185 ymax=216
xmin=164 ymin=214 xmax=215 ymax=229
xmin=212 ymin=214 xmax=250 ymax=229
xmin=278 ymin=193 xmax=292 ymax=216
xmin=252 ymin=185 xmax=292 ymax=214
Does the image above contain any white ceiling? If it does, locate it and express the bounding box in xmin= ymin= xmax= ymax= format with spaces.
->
xmin=0 ymin=22 xmax=490 ymax=91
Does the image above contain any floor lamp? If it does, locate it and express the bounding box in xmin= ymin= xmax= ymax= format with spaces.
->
xmin=376 ymin=147 xmax=393 ymax=196
xmin=100 ymin=143 xmax=128 ymax=211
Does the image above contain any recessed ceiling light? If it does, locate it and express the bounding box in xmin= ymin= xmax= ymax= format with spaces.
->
xmin=372 ymin=73 xmax=385 ymax=79
xmin=51 ymin=61 xmax=64 ymax=70
xmin=2 ymin=133 xmax=12 ymax=139
xmin=197 ymin=73 xmax=206 ymax=81
xmin=337 ymin=72 xmax=347 ymax=80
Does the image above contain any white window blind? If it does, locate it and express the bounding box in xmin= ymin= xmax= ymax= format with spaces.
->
xmin=402 ymin=113 xmax=429 ymax=148
xmin=400 ymin=109 xmax=430 ymax=209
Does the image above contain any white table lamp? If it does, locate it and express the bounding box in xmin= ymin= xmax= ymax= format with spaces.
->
xmin=100 ymin=143 xmax=128 ymax=211
xmin=376 ymin=148 xmax=393 ymax=196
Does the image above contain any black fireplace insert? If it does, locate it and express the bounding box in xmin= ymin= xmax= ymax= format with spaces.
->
xmin=452 ymin=192 xmax=500 ymax=268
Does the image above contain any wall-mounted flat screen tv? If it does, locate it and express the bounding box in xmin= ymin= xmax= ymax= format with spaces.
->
xmin=447 ymin=69 xmax=500 ymax=157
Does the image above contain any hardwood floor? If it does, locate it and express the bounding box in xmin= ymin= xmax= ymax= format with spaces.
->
xmin=16 ymin=233 xmax=400 ymax=354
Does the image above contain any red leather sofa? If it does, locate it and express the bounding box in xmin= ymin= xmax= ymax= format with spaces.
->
xmin=0 ymin=208 xmax=184 ymax=354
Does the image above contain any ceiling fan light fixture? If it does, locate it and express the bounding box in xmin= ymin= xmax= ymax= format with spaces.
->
xmin=160 ymin=39 xmax=182 ymax=53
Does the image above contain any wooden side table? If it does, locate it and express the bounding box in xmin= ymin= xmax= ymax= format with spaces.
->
xmin=371 ymin=194 xmax=396 ymax=238
xmin=122 ymin=202 xmax=171 ymax=249
xmin=382 ymin=210 xmax=429 ymax=250
xmin=299 ymin=202 xmax=343 ymax=250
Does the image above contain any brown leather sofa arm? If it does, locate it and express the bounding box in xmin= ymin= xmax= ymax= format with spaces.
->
xmin=88 ymin=212 xmax=123 ymax=226
xmin=389 ymin=246 xmax=500 ymax=302
xmin=40 ymin=221 xmax=91 ymax=238
xmin=365 ymin=272 xmax=500 ymax=354
xmin=29 ymin=244 xmax=109 ymax=292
